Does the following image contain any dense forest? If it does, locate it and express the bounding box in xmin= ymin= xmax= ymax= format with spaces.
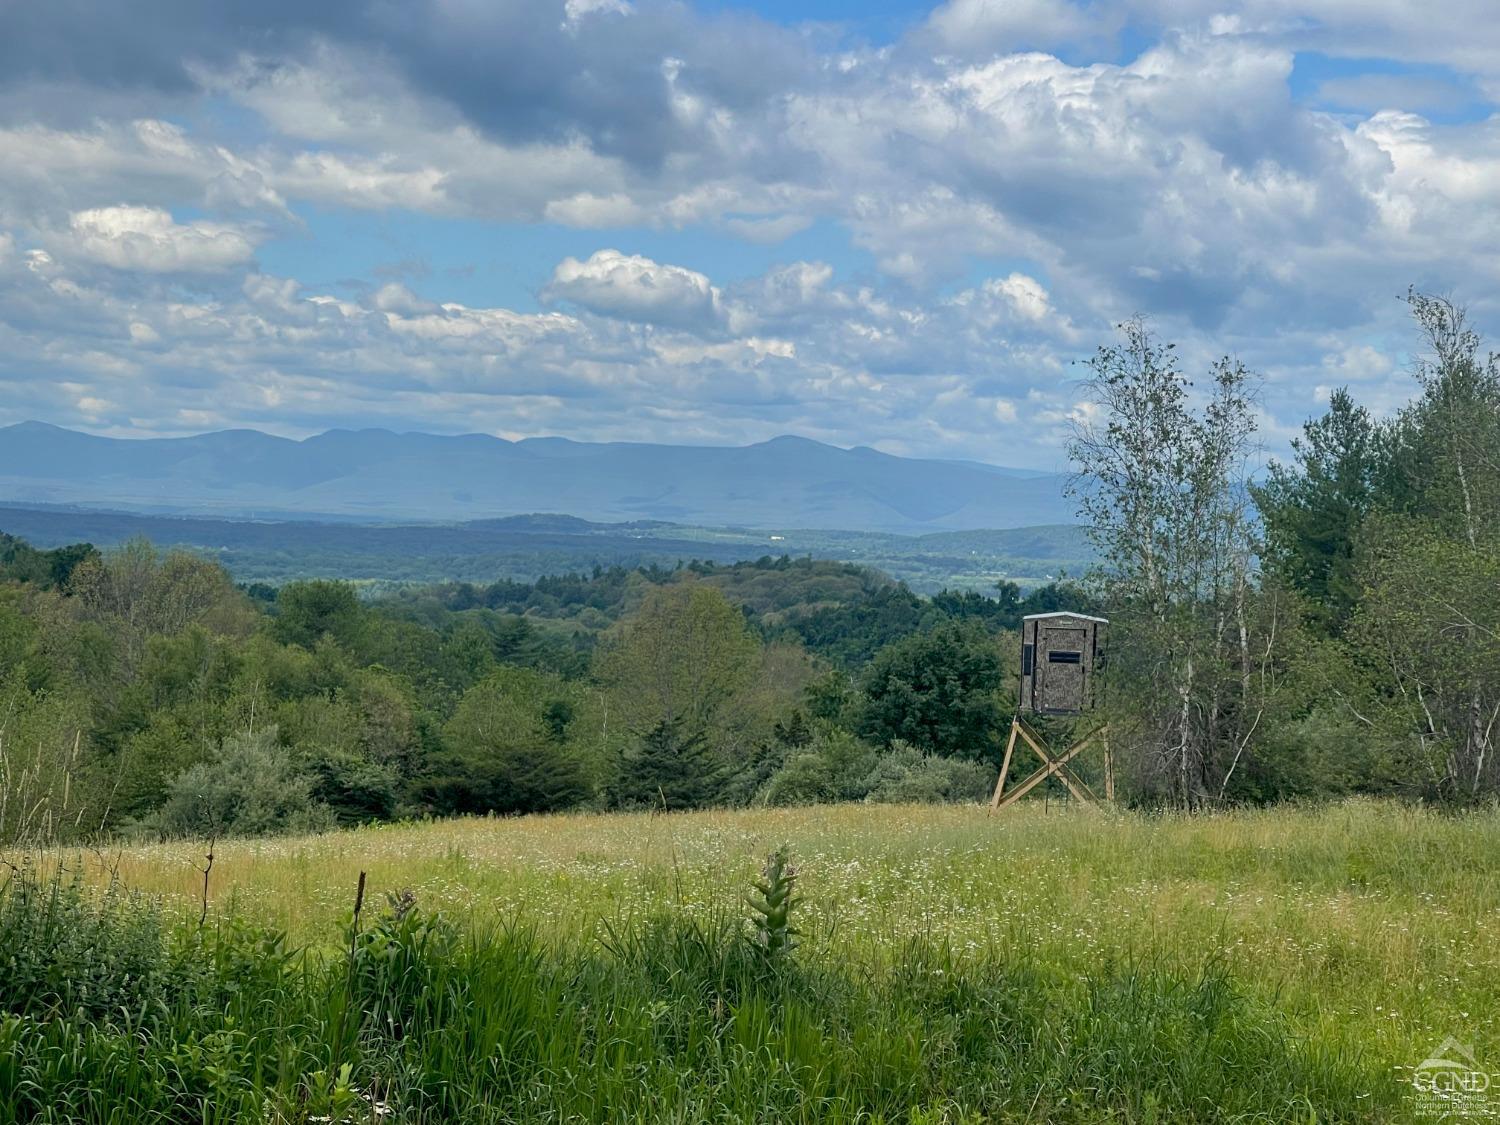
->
xmin=2 ymin=290 xmax=1497 ymax=842
xmin=0 ymin=532 xmax=1090 ymax=843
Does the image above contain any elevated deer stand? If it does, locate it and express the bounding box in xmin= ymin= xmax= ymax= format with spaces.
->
xmin=989 ymin=715 xmax=1113 ymax=812
xmin=991 ymin=611 xmax=1112 ymax=812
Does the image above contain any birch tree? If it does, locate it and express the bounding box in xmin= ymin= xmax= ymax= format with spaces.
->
xmin=1068 ymin=319 xmax=1265 ymax=808
xmin=1349 ymin=293 xmax=1500 ymax=801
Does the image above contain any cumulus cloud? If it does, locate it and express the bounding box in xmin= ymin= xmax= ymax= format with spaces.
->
xmin=0 ymin=0 xmax=1498 ymax=463
xmin=984 ymin=274 xmax=1052 ymax=323
xmin=545 ymin=250 xmax=724 ymax=331
xmin=66 ymin=206 xmax=258 ymax=272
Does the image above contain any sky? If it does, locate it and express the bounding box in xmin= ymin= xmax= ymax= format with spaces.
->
xmin=1 ymin=0 xmax=1498 ymax=470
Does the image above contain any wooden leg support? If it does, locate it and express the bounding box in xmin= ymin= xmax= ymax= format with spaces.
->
xmin=989 ymin=718 xmax=1022 ymax=811
xmin=1015 ymin=723 xmax=1097 ymax=803
xmin=990 ymin=721 xmax=1111 ymax=812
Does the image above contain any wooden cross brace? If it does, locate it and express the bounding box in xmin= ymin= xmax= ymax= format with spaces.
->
xmin=989 ymin=716 xmax=1113 ymax=812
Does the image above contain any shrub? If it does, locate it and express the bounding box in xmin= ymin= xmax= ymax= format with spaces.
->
xmin=759 ymin=728 xmax=877 ymax=806
xmin=0 ymin=865 xmax=184 ymax=1025
xmin=864 ymin=744 xmax=994 ymax=804
xmin=146 ymin=726 xmax=336 ymax=838
xmin=760 ymin=733 xmax=992 ymax=807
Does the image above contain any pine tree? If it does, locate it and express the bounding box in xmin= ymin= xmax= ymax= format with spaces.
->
xmin=610 ymin=719 xmax=717 ymax=810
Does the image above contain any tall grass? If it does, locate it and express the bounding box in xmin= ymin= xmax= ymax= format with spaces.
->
xmin=0 ymin=861 xmax=1391 ymax=1122
xmin=5 ymin=799 xmax=1496 ymax=1121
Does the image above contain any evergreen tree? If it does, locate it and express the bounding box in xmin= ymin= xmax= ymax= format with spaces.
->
xmin=1254 ymin=388 xmax=1384 ymax=633
xmin=609 ymin=718 xmax=717 ymax=810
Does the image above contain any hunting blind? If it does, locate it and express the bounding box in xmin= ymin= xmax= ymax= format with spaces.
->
xmin=991 ymin=612 xmax=1113 ymax=812
xmin=1019 ymin=612 xmax=1106 ymax=715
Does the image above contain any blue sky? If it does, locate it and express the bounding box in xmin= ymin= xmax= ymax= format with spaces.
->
xmin=0 ymin=0 xmax=1498 ymax=468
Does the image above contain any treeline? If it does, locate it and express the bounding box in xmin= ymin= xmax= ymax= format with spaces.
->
xmin=0 ymin=536 xmax=1085 ymax=843
xmin=1076 ymin=291 xmax=1500 ymax=807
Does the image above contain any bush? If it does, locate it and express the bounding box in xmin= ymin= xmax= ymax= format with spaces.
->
xmin=305 ymin=747 xmax=402 ymax=823
xmin=759 ymin=733 xmax=992 ymax=807
xmin=759 ymin=728 xmax=877 ymax=806
xmin=146 ymin=726 xmax=336 ymax=838
xmin=0 ymin=866 xmax=185 ymax=1025
xmin=864 ymin=743 xmax=994 ymax=804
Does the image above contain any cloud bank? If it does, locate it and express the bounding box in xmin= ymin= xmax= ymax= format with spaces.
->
xmin=0 ymin=0 xmax=1497 ymax=465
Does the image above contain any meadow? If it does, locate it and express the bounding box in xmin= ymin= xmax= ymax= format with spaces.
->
xmin=3 ymin=799 xmax=1497 ymax=1122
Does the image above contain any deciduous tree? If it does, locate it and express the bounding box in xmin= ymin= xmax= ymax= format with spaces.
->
xmin=1069 ymin=319 xmax=1265 ymax=807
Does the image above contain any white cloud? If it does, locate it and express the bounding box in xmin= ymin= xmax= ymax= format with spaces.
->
xmin=543 ymin=192 xmax=647 ymax=227
xmin=0 ymin=231 xmax=1100 ymax=462
xmin=562 ymin=0 xmax=632 ymax=33
xmin=67 ymin=206 xmax=257 ymax=272
xmin=1321 ymin=343 xmax=1395 ymax=382
xmin=371 ymin=282 xmax=442 ymax=318
xmin=989 ymin=274 xmax=1052 ymax=322
xmin=545 ymin=249 xmax=724 ymax=331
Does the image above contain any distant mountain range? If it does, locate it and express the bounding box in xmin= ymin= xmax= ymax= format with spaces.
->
xmin=0 ymin=422 xmax=1077 ymax=532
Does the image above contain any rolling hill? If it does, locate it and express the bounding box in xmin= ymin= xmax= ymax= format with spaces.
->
xmin=0 ymin=504 xmax=1092 ymax=592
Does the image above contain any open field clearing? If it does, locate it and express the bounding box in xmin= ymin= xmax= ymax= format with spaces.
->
xmin=6 ymin=799 xmax=1496 ymax=1121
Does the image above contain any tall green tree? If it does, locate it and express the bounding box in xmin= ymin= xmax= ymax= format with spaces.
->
xmin=1069 ymin=319 xmax=1266 ymax=807
xmin=1254 ymin=389 xmax=1384 ymax=634
xmin=1344 ymin=293 xmax=1500 ymax=801
xmin=68 ymin=539 xmax=253 ymax=669
xmin=0 ymin=534 xmax=96 ymax=590
xmin=1386 ymin=290 xmax=1500 ymax=546
xmin=271 ymin=580 xmax=364 ymax=651
xmin=431 ymin=666 xmax=588 ymax=815
xmin=593 ymin=583 xmax=759 ymax=738
xmin=856 ymin=619 xmax=1005 ymax=760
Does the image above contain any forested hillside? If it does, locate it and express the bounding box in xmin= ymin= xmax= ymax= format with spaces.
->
xmin=0 ymin=538 xmax=1089 ymax=843
xmin=0 ymin=506 xmax=1092 ymax=593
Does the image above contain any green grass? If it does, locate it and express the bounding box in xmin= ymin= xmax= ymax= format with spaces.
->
xmin=4 ymin=799 xmax=1497 ymax=1121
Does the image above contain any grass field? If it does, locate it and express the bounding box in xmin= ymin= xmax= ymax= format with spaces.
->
xmin=5 ymin=799 xmax=1498 ymax=1121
